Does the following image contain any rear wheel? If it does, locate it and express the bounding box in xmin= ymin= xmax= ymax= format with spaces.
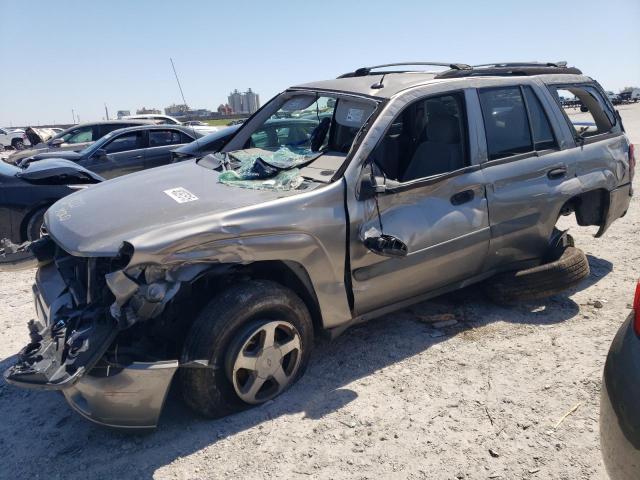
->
xmin=485 ymin=244 xmax=590 ymax=305
xmin=11 ymin=139 xmax=24 ymax=150
xmin=180 ymin=280 xmax=313 ymax=418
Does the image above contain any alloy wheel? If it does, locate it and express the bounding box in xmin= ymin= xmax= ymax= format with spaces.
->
xmin=226 ymin=320 xmax=302 ymax=404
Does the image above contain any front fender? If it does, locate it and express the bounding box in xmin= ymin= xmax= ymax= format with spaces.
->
xmin=157 ymin=232 xmax=352 ymax=329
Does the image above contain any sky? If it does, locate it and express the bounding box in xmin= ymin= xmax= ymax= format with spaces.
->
xmin=0 ymin=0 xmax=639 ymax=126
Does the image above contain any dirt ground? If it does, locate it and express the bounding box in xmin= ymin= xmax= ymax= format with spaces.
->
xmin=1 ymin=104 xmax=639 ymax=480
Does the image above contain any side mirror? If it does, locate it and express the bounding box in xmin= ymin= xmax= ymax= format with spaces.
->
xmin=94 ymin=148 xmax=108 ymax=159
xmin=580 ymin=105 xmax=589 ymax=113
xmin=50 ymin=138 xmax=64 ymax=147
xmin=356 ymin=167 xmax=400 ymax=200
xmin=364 ymin=234 xmax=408 ymax=258
xmin=357 ymin=169 xmax=379 ymax=200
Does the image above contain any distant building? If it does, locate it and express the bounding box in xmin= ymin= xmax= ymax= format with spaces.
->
xmin=244 ymin=88 xmax=260 ymax=114
xmin=190 ymin=109 xmax=213 ymax=118
xmin=116 ymin=110 xmax=131 ymax=119
xmin=164 ymin=104 xmax=189 ymax=116
xmin=227 ymin=89 xmax=261 ymax=114
xmin=228 ymin=90 xmax=243 ymax=114
xmin=217 ymin=103 xmax=233 ymax=115
xmin=136 ymin=107 xmax=161 ymax=115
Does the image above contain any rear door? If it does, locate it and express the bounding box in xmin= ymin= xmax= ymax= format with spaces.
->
xmin=478 ymin=84 xmax=577 ymax=271
xmin=546 ymin=82 xmax=630 ymax=235
xmin=348 ymin=90 xmax=490 ymax=314
xmin=81 ymin=130 xmax=147 ymax=178
xmin=144 ymin=129 xmax=194 ymax=170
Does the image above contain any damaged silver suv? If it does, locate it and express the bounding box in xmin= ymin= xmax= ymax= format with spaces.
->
xmin=4 ymin=62 xmax=633 ymax=429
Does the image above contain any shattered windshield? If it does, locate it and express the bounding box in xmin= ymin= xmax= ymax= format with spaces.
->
xmin=215 ymin=93 xmax=375 ymax=191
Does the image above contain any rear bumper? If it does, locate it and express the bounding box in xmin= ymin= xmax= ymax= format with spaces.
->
xmin=600 ymin=315 xmax=640 ymax=480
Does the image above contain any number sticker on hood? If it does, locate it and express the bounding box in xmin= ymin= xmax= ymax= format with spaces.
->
xmin=163 ymin=187 xmax=199 ymax=203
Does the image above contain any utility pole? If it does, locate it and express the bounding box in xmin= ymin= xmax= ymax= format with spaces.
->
xmin=104 ymin=103 xmax=110 ymax=120
xmin=71 ymin=109 xmax=76 ymax=124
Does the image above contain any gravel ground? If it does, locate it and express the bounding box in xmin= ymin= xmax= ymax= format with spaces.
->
xmin=0 ymin=105 xmax=639 ymax=480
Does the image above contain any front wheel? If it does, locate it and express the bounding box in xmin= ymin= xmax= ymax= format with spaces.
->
xmin=11 ymin=139 xmax=25 ymax=150
xmin=180 ymin=280 xmax=314 ymax=418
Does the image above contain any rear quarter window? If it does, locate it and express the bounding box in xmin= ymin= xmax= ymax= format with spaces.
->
xmin=549 ymin=84 xmax=618 ymax=139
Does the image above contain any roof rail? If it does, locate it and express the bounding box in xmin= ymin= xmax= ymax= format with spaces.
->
xmin=472 ymin=61 xmax=568 ymax=68
xmin=435 ymin=62 xmax=581 ymax=79
xmin=337 ymin=62 xmax=472 ymax=78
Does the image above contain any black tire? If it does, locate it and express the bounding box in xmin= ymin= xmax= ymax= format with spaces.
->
xmin=485 ymin=246 xmax=590 ymax=305
xmin=26 ymin=207 xmax=47 ymax=241
xmin=11 ymin=139 xmax=24 ymax=150
xmin=180 ymin=280 xmax=314 ymax=418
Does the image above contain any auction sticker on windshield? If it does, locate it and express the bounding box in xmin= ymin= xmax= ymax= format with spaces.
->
xmin=163 ymin=187 xmax=199 ymax=203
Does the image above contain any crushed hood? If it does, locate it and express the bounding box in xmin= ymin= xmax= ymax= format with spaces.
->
xmin=17 ymin=158 xmax=104 ymax=183
xmin=26 ymin=151 xmax=83 ymax=162
xmin=44 ymin=160 xmax=303 ymax=256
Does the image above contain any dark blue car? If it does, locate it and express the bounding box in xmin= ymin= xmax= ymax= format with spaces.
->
xmin=600 ymin=281 xmax=640 ymax=480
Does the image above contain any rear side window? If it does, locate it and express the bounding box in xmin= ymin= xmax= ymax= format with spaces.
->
xmin=550 ymin=85 xmax=616 ymax=138
xmin=149 ymin=129 xmax=184 ymax=147
xmin=522 ymin=86 xmax=557 ymax=150
xmin=180 ymin=132 xmax=195 ymax=143
xmin=99 ymin=124 xmax=139 ymax=137
xmin=479 ymin=87 xmax=532 ymax=160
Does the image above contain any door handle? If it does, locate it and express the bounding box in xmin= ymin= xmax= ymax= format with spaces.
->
xmin=450 ymin=189 xmax=475 ymax=205
xmin=547 ymin=167 xmax=567 ymax=179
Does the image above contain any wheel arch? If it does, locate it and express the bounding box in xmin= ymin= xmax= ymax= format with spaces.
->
xmin=20 ymin=203 xmax=51 ymax=242
xmin=186 ymin=260 xmax=325 ymax=337
xmin=557 ymin=188 xmax=609 ymax=231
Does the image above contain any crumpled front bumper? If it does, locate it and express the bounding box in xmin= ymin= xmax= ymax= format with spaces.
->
xmin=63 ymin=360 xmax=178 ymax=429
xmin=4 ymin=260 xmax=179 ymax=429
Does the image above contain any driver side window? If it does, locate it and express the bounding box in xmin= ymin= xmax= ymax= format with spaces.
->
xmin=104 ymin=131 xmax=144 ymax=153
xmin=372 ymin=93 xmax=468 ymax=182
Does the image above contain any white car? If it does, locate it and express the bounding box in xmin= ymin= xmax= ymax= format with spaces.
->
xmin=123 ymin=114 xmax=219 ymax=133
xmin=0 ymin=127 xmax=30 ymax=150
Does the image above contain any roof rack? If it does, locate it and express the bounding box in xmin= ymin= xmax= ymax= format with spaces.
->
xmin=472 ymin=61 xmax=568 ymax=68
xmin=337 ymin=62 xmax=472 ymax=79
xmin=435 ymin=61 xmax=581 ymax=79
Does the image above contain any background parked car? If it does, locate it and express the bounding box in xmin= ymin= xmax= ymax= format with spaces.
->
xmin=170 ymin=118 xmax=320 ymax=162
xmin=600 ymin=281 xmax=640 ymax=480
xmin=8 ymin=120 xmax=157 ymax=165
xmin=0 ymin=127 xmax=30 ymax=151
xmin=171 ymin=125 xmax=240 ymax=162
xmin=0 ymin=159 xmax=103 ymax=244
xmin=123 ymin=113 xmax=219 ymax=133
xmin=18 ymin=125 xmax=203 ymax=179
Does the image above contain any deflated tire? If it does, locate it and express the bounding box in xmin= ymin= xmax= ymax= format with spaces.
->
xmin=484 ymin=245 xmax=590 ymax=304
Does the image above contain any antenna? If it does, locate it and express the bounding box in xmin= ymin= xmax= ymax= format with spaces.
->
xmin=170 ymin=57 xmax=189 ymax=108
xmin=169 ymin=58 xmax=203 ymax=157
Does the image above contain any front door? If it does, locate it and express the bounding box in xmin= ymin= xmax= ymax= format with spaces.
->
xmin=81 ymin=130 xmax=146 ymax=179
xmin=348 ymin=91 xmax=490 ymax=314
